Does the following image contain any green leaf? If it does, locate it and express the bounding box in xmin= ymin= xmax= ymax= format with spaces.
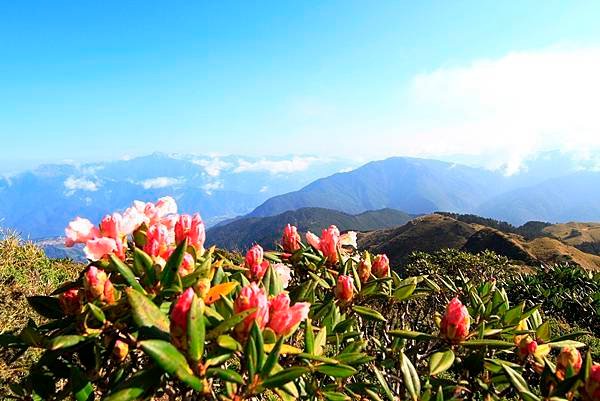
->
xmin=27 ymin=296 xmax=64 ymax=319
xmin=206 ymin=308 xmax=256 ymax=339
xmin=429 ymin=349 xmax=455 ymax=376
xmin=245 ymin=335 xmax=257 ymax=380
xmin=502 ymin=365 xmax=535 ymax=399
xmin=316 ymin=364 xmax=357 ymax=378
xmin=546 ymin=340 xmax=586 ymax=349
xmin=250 ymin=321 xmax=265 ymax=370
xmin=47 ymin=335 xmax=87 ymax=350
xmin=109 ymin=254 xmax=145 ymax=294
xmin=160 ymin=238 xmax=188 ymax=289
xmin=314 ymin=326 xmax=327 ymax=356
xmin=535 ymin=321 xmax=551 ymax=342
xmin=206 ymin=368 xmax=244 ymax=385
xmin=125 ymin=288 xmax=169 ymax=334
xmin=139 ymin=340 xmax=203 ymax=391
xmin=262 ymin=367 xmax=309 ymax=388
xmin=389 ymin=329 xmax=436 ymax=341
xmin=86 ymin=303 xmax=105 ymax=323
xmin=262 ymin=336 xmax=284 ymax=377
xmin=323 ymin=391 xmax=351 ymax=401
xmin=352 ymin=305 xmax=386 ymax=322
xmin=187 ymin=295 xmax=205 ymax=362
xmin=134 ymin=247 xmax=156 ymax=286
xmin=373 ymin=366 xmax=395 ymax=401
xmin=297 ymin=353 xmax=339 ymax=364
xmin=304 ymin=318 xmax=315 ymax=354
xmin=70 ymin=366 xmax=94 ymax=401
xmin=103 ymin=367 xmax=162 ymax=401
xmin=461 ymin=339 xmax=515 ymax=349
xmin=393 ymin=279 xmax=417 ymax=301
xmin=400 ymin=353 xmax=420 ymax=401
xmin=217 ymin=335 xmax=242 ymax=351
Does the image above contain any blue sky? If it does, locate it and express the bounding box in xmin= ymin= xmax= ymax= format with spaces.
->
xmin=2 ymin=1 xmax=600 ymax=173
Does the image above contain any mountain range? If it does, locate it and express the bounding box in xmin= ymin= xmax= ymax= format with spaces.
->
xmin=1 ymin=150 xmax=599 ymax=240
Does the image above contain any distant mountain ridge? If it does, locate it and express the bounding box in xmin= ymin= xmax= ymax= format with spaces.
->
xmin=206 ymin=207 xmax=415 ymax=251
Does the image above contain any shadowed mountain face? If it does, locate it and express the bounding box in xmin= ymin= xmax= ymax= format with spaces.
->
xmin=206 ymin=207 xmax=415 ymax=251
xmin=358 ymin=213 xmax=600 ymax=271
xmin=248 ymin=157 xmax=509 ymax=218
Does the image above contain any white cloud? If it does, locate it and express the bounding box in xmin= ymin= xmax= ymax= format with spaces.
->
xmin=202 ymin=180 xmax=223 ymax=195
xmin=193 ymin=158 xmax=232 ymax=177
xmin=64 ymin=177 xmax=99 ymax=192
xmin=234 ymin=156 xmax=319 ymax=174
xmin=140 ymin=177 xmax=184 ymax=189
xmin=259 ymin=185 xmax=269 ymax=193
xmin=390 ymin=45 xmax=600 ymax=174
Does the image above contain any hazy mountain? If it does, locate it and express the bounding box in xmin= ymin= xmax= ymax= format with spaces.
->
xmin=248 ymin=157 xmax=509 ymax=218
xmin=206 ymin=207 xmax=414 ymax=251
xmin=477 ymin=171 xmax=600 ymax=225
xmin=0 ymin=153 xmax=354 ymax=238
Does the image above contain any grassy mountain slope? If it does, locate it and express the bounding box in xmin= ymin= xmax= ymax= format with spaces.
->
xmin=206 ymin=207 xmax=414 ymax=251
xmin=542 ymin=222 xmax=600 ymax=256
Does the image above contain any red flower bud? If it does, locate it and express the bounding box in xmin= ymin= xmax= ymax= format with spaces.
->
xmin=245 ymin=244 xmax=269 ymax=281
xmin=83 ymin=266 xmax=116 ymax=304
xmin=281 ymin=224 xmax=301 ymax=253
xmin=170 ymin=288 xmax=195 ymax=351
xmin=233 ymin=283 xmax=269 ymax=339
xmin=358 ymin=257 xmax=371 ymax=283
xmin=556 ymin=347 xmax=582 ymax=380
xmin=518 ymin=336 xmax=538 ymax=358
xmin=440 ymin=297 xmax=470 ymax=343
xmin=267 ymin=293 xmax=310 ymax=337
xmin=372 ymin=254 xmax=390 ymax=278
xmin=585 ymin=364 xmax=600 ymax=401
xmin=58 ymin=288 xmax=81 ymax=315
xmin=306 ymin=225 xmax=340 ymax=264
xmin=335 ymin=275 xmax=354 ymax=303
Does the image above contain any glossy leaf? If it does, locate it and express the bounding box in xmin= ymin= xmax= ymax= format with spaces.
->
xmin=429 ymin=349 xmax=455 ymax=376
xmin=109 ymin=254 xmax=145 ymax=294
xmin=139 ymin=340 xmax=203 ymax=391
xmin=125 ymin=288 xmax=169 ymax=333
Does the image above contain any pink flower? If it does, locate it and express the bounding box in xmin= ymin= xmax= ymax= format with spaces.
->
xmin=273 ymin=263 xmax=292 ymax=288
xmin=175 ymin=213 xmax=206 ymax=252
xmin=440 ymin=297 xmax=470 ymax=343
xmin=100 ymin=213 xmax=123 ymax=240
xmin=84 ymin=237 xmax=118 ymax=261
xmin=133 ymin=196 xmax=178 ymax=226
xmin=306 ymin=225 xmax=340 ymax=263
xmin=267 ymin=293 xmax=310 ymax=337
xmin=372 ymin=254 xmax=390 ymax=278
xmin=122 ymin=206 xmax=146 ymax=234
xmin=65 ymin=217 xmax=99 ymax=247
xmin=83 ymin=266 xmax=116 ymax=304
xmin=58 ymin=288 xmax=81 ymax=315
xmin=245 ymin=244 xmax=269 ymax=281
xmin=170 ymin=288 xmax=195 ymax=350
xmin=556 ymin=347 xmax=582 ymax=379
xmin=233 ymin=283 xmax=269 ymax=339
xmin=144 ymin=223 xmax=171 ymax=261
xmin=335 ymin=275 xmax=354 ymax=303
xmin=281 ymin=224 xmax=301 ymax=253
xmin=585 ymin=364 xmax=600 ymax=401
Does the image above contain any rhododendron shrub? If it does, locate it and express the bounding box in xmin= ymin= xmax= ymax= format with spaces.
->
xmin=1 ymin=197 xmax=598 ymax=400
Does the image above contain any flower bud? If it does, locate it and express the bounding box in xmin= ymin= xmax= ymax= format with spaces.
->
xmin=100 ymin=213 xmax=123 ymax=240
xmin=556 ymin=347 xmax=582 ymax=380
xmin=306 ymin=225 xmax=340 ymax=264
xmin=357 ymin=255 xmax=372 ymax=283
xmin=372 ymin=254 xmax=390 ymax=278
xmin=233 ymin=283 xmax=269 ymax=339
xmin=175 ymin=213 xmax=206 ymax=252
xmin=267 ymin=293 xmax=310 ymax=337
xmin=518 ymin=336 xmax=538 ymax=358
xmin=144 ymin=223 xmax=171 ymax=261
xmin=58 ymin=288 xmax=81 ymax=315
xmin=170 ymin=288 xmax=195 ymax=351
xmin=112 ymin=339 xmax=129 ymax=362
xmin=440 ymin=297 xmax=470 ymax=343
xmin=584 ymin=364 xmax=600 ymax=401
xmin=83 ymin=266 xmax=116 ymax=304
xmin=273 ymin=263 xmax=292 ymax=288
xmin=335 ymin=275 xmax=354 ymax=303
xmin=281 ymin=224 xmax=301 ymax=253
xmin=245 ymin=244 xmax=269 ymax=281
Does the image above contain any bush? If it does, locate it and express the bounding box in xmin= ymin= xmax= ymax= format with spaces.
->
xmin=1 ymin=199 xmax=599 ymax=401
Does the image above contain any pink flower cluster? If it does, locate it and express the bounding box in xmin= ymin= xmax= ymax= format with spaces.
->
xmin=64 ymin=197 xmax=205 ymax=267
xmin=232 ymin=282 xmax=310 ymax=339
